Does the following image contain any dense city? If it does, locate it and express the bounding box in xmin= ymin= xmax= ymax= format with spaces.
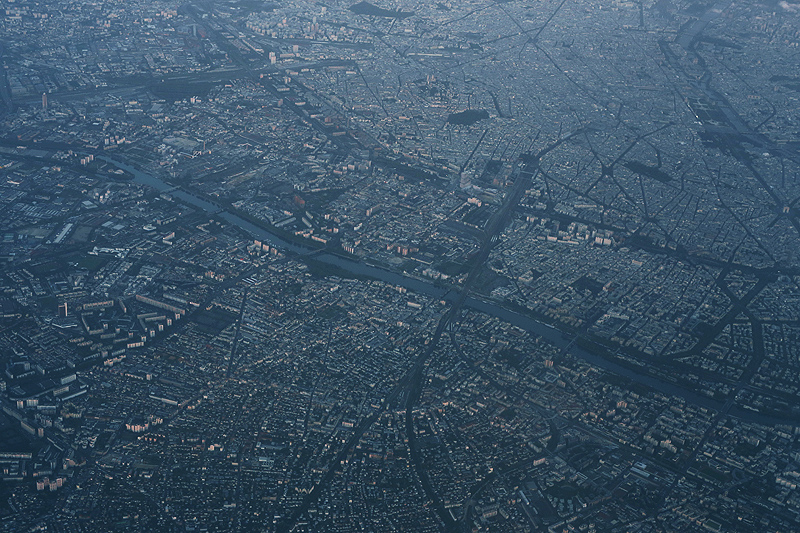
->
xmin=1 ymin=0 xmax=800 ymax=531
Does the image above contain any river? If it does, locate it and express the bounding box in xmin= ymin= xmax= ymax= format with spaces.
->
xmin=102 ymin=156 xmax=778 ymax=424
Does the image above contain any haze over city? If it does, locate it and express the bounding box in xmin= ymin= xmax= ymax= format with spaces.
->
xmin=1 ymin=0 xmax=800 ymax=531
